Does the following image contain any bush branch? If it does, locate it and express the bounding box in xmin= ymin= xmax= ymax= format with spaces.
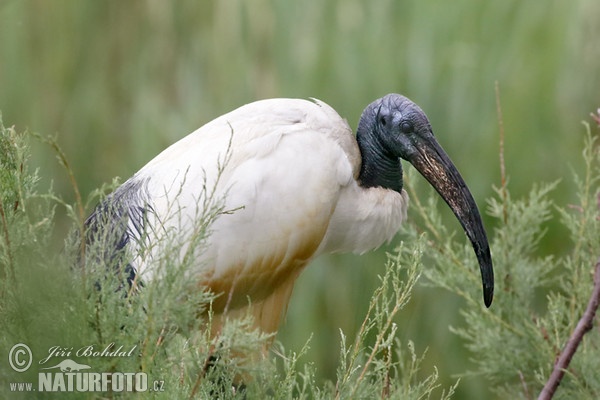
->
xmin=495 ymin=81 xmax=508 ymax=225
xmin=538 ymin=257 xmax=600 ymax=400
xmin=0 ymin=201 xmax=15 ymax=283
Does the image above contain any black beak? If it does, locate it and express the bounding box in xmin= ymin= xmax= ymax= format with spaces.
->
xmin=407 ymin=134 xmax=494 ymax=307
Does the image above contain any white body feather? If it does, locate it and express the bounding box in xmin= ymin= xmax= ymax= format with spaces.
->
xmin=121 ymin=98 xmax=408 ymax=333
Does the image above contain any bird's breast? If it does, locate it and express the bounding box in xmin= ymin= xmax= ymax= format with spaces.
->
xmin=318 ymin=185 xmax=409 ymax=255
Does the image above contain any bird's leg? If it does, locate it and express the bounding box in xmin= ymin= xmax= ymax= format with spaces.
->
xmin=198 ymin=344 xmax=247 ymax=399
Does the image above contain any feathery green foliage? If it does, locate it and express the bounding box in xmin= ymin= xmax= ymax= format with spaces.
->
xmin=2 ymin=113 xmax=599 ymax=400
xmin=2 ymin=103 xmax=600 ymax=400
xmin=405 ymin=124 xmax=600 ymax=399
xmin=0 ymin=121 xmax=453 ymax=399
xmin=2 ymin=1 xmax=599 ymax=397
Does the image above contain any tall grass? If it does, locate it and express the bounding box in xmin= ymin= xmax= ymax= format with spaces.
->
xmin=1 ymin=1 xmax=599 ymax=398
xmin=2 ymin=101 xmax=599 ymax=400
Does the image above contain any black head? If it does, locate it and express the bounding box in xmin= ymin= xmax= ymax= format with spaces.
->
xmin=358 ymin=94 xmax=438 ymax=168
xmin=357 ymin=93 xmax=494 ymax=307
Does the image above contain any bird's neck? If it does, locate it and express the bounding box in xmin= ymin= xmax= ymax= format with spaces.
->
xmin=356 ymin=127 xmax=403 ymax=193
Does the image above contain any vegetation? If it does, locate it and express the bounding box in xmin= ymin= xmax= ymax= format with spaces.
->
xmin=0 ymin=119 xmax=455 ymax=399
xmin=2 ymin=107 xmax=600 ymax=400
xmin=1 ymin=1 xmax=599 ymax=398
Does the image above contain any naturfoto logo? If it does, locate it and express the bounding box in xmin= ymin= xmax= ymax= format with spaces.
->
xmin=40 ymin=359 xmax=91 ymax=372
xmin=7 ymin=343 xmax=165 ymax=394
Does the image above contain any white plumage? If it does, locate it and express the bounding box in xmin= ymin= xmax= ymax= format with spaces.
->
xmin=88 ymin=94 xmax=493 ymax=342
xmin=134 ymin=98 xmax=407 ymax=333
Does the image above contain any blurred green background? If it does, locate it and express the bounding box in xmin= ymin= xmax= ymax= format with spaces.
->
xmin=1 ymin=0 xmax=598 ymax=398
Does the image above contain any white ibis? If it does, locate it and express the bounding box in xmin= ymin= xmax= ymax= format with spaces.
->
xmin=86 ymin=94 xmax=493 ymax=340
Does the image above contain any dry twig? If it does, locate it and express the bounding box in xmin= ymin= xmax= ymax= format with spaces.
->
xmin=538 ymin=258 xmax=600 ymax=400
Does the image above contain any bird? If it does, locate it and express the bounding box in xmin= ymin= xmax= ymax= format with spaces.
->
xmin=85 ymin=93 xmax=494 ymax=344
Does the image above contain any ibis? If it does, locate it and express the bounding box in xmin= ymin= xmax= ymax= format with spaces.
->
xmin=86 ymin=94 xmax=493 ymax=342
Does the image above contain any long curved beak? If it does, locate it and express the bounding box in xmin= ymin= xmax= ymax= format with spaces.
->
xmin=407 ymin=133 xmax=494 ymax=307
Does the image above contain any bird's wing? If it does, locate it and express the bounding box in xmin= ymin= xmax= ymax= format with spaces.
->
xmin=113 ymin=98 xmax=358 ymax=329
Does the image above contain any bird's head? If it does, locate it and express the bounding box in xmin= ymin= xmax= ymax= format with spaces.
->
xmin=357 ymin=93 xmax=494 ymax=307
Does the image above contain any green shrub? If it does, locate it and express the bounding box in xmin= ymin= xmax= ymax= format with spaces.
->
xmin=1 ymin=117 xmax=599 ymax=399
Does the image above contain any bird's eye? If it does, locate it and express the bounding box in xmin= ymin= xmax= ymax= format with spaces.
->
xmin=380 ymin=116 xmax=387 ymax=126
xmin=400 ymin=120 xmax=413 ymax=134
